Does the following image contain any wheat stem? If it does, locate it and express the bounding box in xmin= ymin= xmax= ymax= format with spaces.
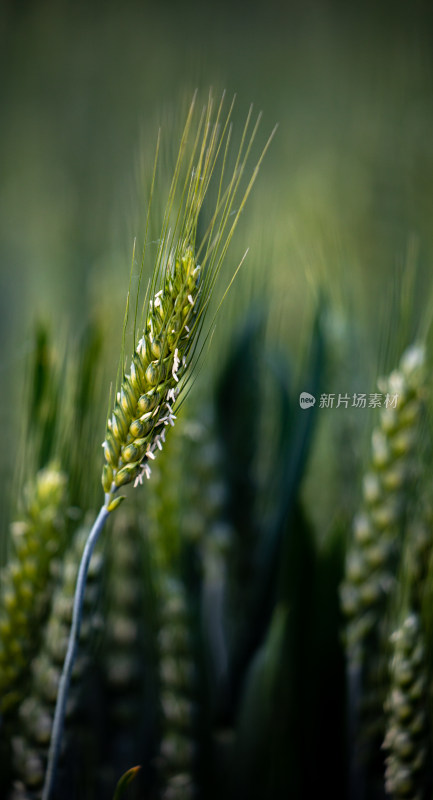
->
xmin=42 ymin=502 xmax=110 ymax=800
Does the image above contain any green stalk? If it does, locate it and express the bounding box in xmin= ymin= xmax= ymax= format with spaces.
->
xmin=42 ymin=502 xmax=110 ymax=800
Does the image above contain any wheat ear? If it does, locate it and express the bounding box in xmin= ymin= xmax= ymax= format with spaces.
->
xmin=0 ymin=464 xmax=67 ymax=716
xmin=340 ymin=344 xmax=425 ymax=795
xmin=101 ymin=245 xmax=202 ymax=503
xmin=11 ymin=524 xmax=103 ymax=796
xmin=383 ymin=613 xmax=429 ymax=799
xmin=341 ymin=344 xmax=426 ymax=663
xmin=42 ymin=93 xmax=275 ymax=800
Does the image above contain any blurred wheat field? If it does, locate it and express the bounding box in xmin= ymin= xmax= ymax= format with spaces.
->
xmin=2 ymin=2 xmax=433 ymax=799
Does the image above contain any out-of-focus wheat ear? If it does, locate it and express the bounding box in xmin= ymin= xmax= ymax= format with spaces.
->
xmin=340 ymin=344 xmax=426 ymax=665
xmin=181 ymin=406 xmax=233 ymax=692
xmin=100 ymin=511 xmax=147 ymax=785
xmin=0 ymin=464 xmax=67 ymax=715
xmin=9 ymin=524 xmax=103 ymax=797
xmin=340 ymin=344 xmax=426 ymax=797
xmin=156 ymin=577 xmax=197 ymax=800
xmin=383 ymin=613 xmax=429 ymax=800
xmin=140 ymin=412 xmax=198 ymax=799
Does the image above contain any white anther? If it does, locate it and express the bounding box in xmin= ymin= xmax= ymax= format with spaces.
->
xmin=144 ymin=463 xmax=152 ymax=479
xmin=134 ymin=472 xmax=144 ymax=488
xmin=172 ymin=347 xmax=180 ymax=382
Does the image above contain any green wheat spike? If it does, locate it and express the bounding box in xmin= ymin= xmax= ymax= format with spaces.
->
xmin=383 ymin=613 xmax=429 ymax=800
xmin=100 ymin=510 xmax=148 ymax=792
xmin=181 ymin=406 xmax=233 ymax=694
xmin=141 ymin=415 xmax=198 ymax=799
xmin=10 ymin=524 xmax=103 ymax=798
xmin=341 ymin=344 xmax=426 ymax=664
xmin=42 ymin=93 xmax=275 ymax=800
xmin=156 ymin=577 xmax=196 ymax=800
xmin=340 ymin=344 xmax=427 ymax=797
xmin=0 ymin=465 xmax=67 ymax=715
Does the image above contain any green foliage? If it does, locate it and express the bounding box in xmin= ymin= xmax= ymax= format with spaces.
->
xmin=5 ymin=287 xmax=433 ymax=800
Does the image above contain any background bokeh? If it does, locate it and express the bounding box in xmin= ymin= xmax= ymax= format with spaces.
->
xmin=1 ymin=0 xmax=433 ymax=517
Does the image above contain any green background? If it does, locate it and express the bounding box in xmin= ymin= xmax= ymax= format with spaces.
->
xmin=1 ymin=0 xmax=433 ymax=514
